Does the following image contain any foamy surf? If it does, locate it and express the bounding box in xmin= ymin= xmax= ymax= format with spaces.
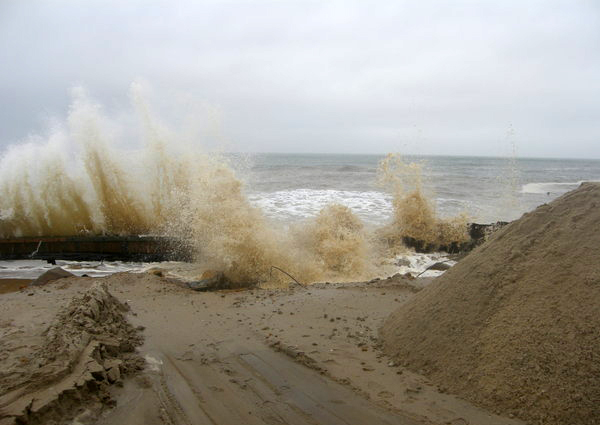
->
xmin=248 ymin=190 xmax=473 ymax=226
xmin=394 ymin=252 xmax=457 ymax=277
xmin=0 ymin=251 xmax=455 ymax=281
xmin=520 ymin=180 xmax=600 ymax=195
xmin=0 ymin=259 xmax=169 ymax=279
xmin=248 ymin=189 xmax=393 ymax=224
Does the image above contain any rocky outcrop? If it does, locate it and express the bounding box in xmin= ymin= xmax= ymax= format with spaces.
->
xmin=402 ymin=221 xmax=509 ymax=253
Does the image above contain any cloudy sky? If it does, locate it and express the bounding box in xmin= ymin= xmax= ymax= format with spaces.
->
xmin=1 ymin=0 xmax=599 ymax=158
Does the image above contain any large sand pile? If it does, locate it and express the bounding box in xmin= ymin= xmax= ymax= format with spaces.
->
xmin=381 ymin=182 xmax=600 ymax=425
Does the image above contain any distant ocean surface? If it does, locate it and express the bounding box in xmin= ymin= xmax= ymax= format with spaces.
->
xmin=241 ymin=154 xmax=600 ymax=225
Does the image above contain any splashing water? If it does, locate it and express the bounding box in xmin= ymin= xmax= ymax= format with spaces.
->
xmin=0 ymin=88 xmax=468 ymax=285
xmin=496 ymin=125 xmax=523 ymax=221
xmin=376 ymin=154 xmax=469 ymax=251
xmin=306 ymin=204 xmax=371 ymax=280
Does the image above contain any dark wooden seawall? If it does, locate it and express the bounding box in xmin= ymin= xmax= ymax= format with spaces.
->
xmin=0 ymin=235 xmax=187 ymax=261
xmin=0 ymin=222 xmax=507 ymax=262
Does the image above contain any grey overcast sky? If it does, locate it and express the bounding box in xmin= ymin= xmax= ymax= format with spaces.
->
xmin=1 ymin=0 xmax=599 ymax=158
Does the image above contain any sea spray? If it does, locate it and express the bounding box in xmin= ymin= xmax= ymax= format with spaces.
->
xmin=496 ymin=125 xmax=522 ymax=221
xmin=376 ymin=153 xmax=469 ymax=250
xmin=0 ymin=87 xmax=302 ymax=284
xmin=180 ymin=158 xmax=295 ymax=284
xmin=0 ymin=87 xmax=210 ymax=238
xmin=0 ymin=88 xmax=469 ymax=285
xmin=0 ymin=89 xmax=154 ymax=237
xmin=0 ymin=132 xmax=100 ymax=236
xmin=70 ymin=91 xmax=155 ymax=234
xmin=307 ymin=204 xmax=371 ymax=279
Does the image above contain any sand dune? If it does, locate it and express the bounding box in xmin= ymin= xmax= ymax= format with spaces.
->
xmin=381 ymin=182 xmax=600 ymax=424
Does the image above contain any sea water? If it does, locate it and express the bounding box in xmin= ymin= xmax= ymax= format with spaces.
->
xmin=244 ymin=153 xmax=600 ymax=225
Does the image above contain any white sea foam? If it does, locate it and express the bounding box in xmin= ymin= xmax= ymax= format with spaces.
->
xmin=0 ymin=259 xmax=166 ymax=279
xmin=0 ymin=254 xmax=455 ymax=280
xmin=248 ymin=189 xmax=468 ymax=225
xmin=144 ymin=354 xmax=163 ymax=372
xmin=247 ymin=189 xmax=394 ymax=225
xmin=380 ymin=251 xmax=455 ymax=278
xmin=520 ymin=181 xmax=598 ymax=195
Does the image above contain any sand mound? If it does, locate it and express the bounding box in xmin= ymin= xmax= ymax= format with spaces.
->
xmin=0 ymin=282 xmax=143 ymax=424
xmin=30 ymin=267 xmax=74 ymax=286
xmin=380 ymin=182 xmax=600 ymax=425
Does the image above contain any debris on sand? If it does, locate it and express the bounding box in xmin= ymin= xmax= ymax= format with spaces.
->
xmin=187 ymin=270 xmax=253 ymax=291
xmin=0 ymin=282 xmax=144 ymax=425
xmin=381 ymin=182 xmax=600 ymax=425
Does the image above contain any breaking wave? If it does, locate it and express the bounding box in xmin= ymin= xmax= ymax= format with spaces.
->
xmin=0 ymin=87 xmax=468 ymax=285
xmin=247 ymin=189 xmax=392 ymax=224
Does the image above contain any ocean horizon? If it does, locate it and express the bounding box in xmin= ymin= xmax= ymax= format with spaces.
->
xmin=235 ymin=152 xmax=600 ymax=225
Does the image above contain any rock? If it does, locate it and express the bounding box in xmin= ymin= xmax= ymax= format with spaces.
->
xmin=104 ymin=359 xmax=122 ymax=383
xmin=104 ymin=358 xmax=122 ymax=371
xmin=98 ymin=337 xmax=121 ymax=356
xmin=187 ymin=270 xmax=252 ymax=291
xmin=88 ymin=360 xmax=106 ymax=381
xmin=30 ymin=267 xmax=74 ymax=286
xmin=468 ymin=221 xmax=509 ymax=244
xmin=402 ymin=221 xmax=509 ymax=253
xmin=426 ymin=262 xmax=452 ymax=271
xmin=148 ymin=268 xmax=164 ymax=277
xmin=119 ymin=341 xmax=135 ymax=353
xmin=188 ymin=270 xmax=228 ymax=291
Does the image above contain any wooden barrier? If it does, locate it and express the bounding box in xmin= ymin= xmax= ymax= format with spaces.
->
xmin=0 ymin=236 xmax=189 ymax=261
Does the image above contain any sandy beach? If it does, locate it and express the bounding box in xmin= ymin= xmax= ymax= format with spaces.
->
xmin=2 ymin=0 xmax=600 ymax=422
xmin=0 ymin=271 xmax=524 ymax=425
xmin=1 ymin=184 xmax=600 ymax=425
xmin=0 ymin=280 xmax=30 ymax=295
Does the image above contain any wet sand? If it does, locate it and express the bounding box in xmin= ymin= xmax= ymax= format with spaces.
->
xmin=0 ymin=273 xmax=523 ymax=425
xmin=0 ymin=279 xmax=31 ymax=294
